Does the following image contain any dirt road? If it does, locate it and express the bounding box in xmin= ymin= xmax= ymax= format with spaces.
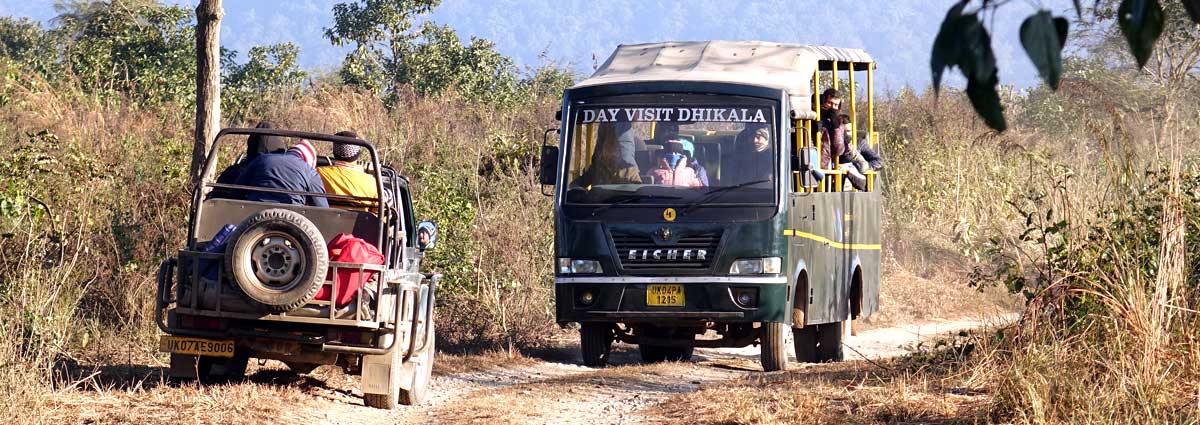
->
xmin=275 ymin=316 xmax=1011 ymax=425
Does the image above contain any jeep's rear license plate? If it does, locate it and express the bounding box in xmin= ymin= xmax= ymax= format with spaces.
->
xmin=646 ymin=284 xmax=684 ymax=307
xmin=159 ymin=336 xmax=235 ymax=358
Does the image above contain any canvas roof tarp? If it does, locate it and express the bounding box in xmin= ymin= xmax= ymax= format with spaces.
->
xmin=574 ymin=41 xmax=873 ymax=119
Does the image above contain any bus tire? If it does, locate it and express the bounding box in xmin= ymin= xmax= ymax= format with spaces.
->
xmin=760 ymin=322 xmax=789 ymax=371
xmin=816 ymin=321 xmax=844 ymax=362
xmin=580 ymin=324 xmax=613 ymax=367
xmin=792 ymin=325 xmax=819 ymax=363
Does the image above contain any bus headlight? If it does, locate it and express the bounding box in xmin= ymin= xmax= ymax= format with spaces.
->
xmin=729 ymin=257 xmax=781 ymax=275
xmin=558 ymin=258 xmax=603 ymax=274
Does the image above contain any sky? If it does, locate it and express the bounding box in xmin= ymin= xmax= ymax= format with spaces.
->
xmin=0 ymin=0 xmax=1079 ymax=91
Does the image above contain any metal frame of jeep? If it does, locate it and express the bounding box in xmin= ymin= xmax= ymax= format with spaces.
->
xmin=154 ymin=128 xmax=437 ymax=409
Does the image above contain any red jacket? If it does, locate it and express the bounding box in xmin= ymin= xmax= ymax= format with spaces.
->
xmin=315 ymin=233 xmax=385 ymax=307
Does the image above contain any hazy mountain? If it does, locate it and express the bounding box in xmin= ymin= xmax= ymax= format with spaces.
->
xmin=0 ymin=0 xmax=1078 ymax=90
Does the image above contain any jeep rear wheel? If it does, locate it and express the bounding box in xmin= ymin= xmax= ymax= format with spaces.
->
xmin=399 ymin=323 xmax=434 ymax=406
xmin=225 ymin=208 xmax=328 ymax=313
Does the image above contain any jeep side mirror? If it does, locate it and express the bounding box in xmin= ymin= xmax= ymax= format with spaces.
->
xmin=416 ymin=221 xmax=438 ymax=251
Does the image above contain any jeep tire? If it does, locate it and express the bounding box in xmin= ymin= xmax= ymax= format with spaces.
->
xmin=225 ymin=209 xmax=328 ymax=313
xmin=399 ymin=323 xmax=434 ymax=406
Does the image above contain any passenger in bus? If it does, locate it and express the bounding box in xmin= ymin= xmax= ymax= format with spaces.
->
xmin=835 ymin=114 xmax=884 ymax=190
xmin=648 ymin=140 xmax=703 ymax=187
xmin=651 ymin=121 xmax=681 ymax=147
xmin=677 ymin=139 xmax=710 ymax=186
xmin=819 ymin=89 xmax=846 ymax=168
xmin=730 ymin=125 xmax=774 ymax=184
xmin=572 ymin=122 xmax=642 ymax=187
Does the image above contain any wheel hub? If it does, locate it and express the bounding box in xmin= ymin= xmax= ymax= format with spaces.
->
xmin=251 ymin=235 xmax=302 ymax=285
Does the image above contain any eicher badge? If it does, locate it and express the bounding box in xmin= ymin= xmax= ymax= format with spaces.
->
xmin=663 ymin=208 xmax=677 ymax=222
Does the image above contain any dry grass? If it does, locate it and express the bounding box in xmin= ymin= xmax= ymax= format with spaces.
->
xmin=648 ymin=360 xmax=992 ymax=424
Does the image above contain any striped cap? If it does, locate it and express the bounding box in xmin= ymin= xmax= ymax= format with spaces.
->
xmin=288 ymin=140 xmax=317 ymax=168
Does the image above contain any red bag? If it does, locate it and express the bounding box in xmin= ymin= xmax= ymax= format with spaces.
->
xmin=315 ymin=233 xmax=385 ymax=307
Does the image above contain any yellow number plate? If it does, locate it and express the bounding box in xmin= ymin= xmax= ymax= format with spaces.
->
xmin=159 ymin=336 xmax=235 ymax=358
xmin=646 ymin=284 xmax=684 ymax=307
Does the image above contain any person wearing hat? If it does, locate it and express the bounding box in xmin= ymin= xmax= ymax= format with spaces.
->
xmin=235 ymin=139 xmax=329 ymax=207
xmin=317 ymin=131 xmax=379 ymax=211
xmin=648 ymin=139 xmax=703 ymax=187
xmin=676 ymin=138 xmax=709 ymax=187
xmin=209 ymin=121 xmax=287 ymax=200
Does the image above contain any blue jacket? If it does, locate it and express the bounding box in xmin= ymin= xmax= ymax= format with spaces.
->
xmin=235 ymin=152 xmax=329 ymax=207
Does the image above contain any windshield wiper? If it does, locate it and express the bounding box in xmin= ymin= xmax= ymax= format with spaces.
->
xmin=681 ymin=179 xmax=770 ymax=214
xmin=591 ymin=194 xmax=682 ymax=217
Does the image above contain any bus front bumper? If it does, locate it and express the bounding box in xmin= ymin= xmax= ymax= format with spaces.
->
xmin=554 ymin=276 xmax=789 ymax=324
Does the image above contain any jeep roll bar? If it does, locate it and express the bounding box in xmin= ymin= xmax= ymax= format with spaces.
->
xmin=188 ymin=128 xmax=389 ymax=252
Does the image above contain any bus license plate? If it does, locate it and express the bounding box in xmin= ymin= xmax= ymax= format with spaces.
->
xmin=159 ymin=336 xmax=235 ymax=358
xmin=646 ymin=284 xmax=684 ymax=307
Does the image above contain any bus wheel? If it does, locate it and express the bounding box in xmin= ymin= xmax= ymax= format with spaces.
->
xmin=816 ymin=321 xmax=845 ymax=362
xmin=580 ymin=324 xmax=613 ymax=367
xmin=760 ymin=322 xmax=789 ymax=371
xmin=792 ymin=325 xmax=819 ymax=363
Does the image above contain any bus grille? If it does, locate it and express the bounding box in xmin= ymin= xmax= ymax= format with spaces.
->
xmin=611 ymin=230 xmax=722 ymax=273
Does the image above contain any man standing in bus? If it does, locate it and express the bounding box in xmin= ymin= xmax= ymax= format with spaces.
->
xmin=819 ymin=88 xmax=846 ymax=168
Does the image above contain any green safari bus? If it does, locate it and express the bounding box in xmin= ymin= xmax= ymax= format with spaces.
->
xmin=538 ymin=41 xmax=883 ymax=371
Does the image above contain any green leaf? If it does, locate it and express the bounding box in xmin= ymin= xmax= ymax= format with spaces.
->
xmin=965 ymin=76 xmax=1006 ymax=132
xmin=1183 ymin=0 xmax=1200 ymax=23
xmin=1118 ymin=0 xmax=1165 ymax=68
xmin=1020 ymin=11 xmax=1068 ymax=90
xmin=930 ymin=0 xmax=969 ymax=94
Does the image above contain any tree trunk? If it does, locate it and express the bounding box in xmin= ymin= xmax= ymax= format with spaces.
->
xmin=191 ymin=0 xmax=223 ymax=185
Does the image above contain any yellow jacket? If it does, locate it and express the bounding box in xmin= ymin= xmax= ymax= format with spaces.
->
xmin=317 ymin=162 xmax=379 ymax=211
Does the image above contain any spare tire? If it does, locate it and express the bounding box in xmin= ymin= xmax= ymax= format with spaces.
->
xmin=224 ymin=208 xmax=328 ymax=313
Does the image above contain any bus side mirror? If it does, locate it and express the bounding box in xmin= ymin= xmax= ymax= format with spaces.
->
xmin=539 ymin=145 xmax=559 ymax=186
xmin=798 ymin=147 xmax=822 ymax=188
xmin=540 ymin=128 xmax=560 ymax=196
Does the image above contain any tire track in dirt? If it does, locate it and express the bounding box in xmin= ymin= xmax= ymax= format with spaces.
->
xmin=292 ymin=315 xmax=1014 ymax=424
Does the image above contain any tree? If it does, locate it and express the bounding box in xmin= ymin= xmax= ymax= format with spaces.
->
xmin=222 ymin=42 xmax=307 ymax=120
xmin=191 ymin=0 xmax=222 ymax=185
xmin=324 ymin=0 xmax=525 ymax=105
xmin=325 ymin=0 xmax=439 ymax=95
xmin=53 ymin=0 xmax=197 ymax=104
xmin=931 ymin=0 xmax=1200 ymax=132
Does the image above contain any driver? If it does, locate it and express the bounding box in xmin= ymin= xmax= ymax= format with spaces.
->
xmin=572 ymin=122 xmax=642 ymax=187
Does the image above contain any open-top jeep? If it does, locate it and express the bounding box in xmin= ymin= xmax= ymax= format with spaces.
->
xmin=155 ymin=128 xmax=439 ymax=409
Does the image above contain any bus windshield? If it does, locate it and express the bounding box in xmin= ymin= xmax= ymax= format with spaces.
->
xmin=562 ymin=94 xmax=778 ymax=206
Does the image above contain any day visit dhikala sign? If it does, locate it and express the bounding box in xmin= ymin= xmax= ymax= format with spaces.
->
xmin=580 ymin=106 xmax=769 ymax=124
